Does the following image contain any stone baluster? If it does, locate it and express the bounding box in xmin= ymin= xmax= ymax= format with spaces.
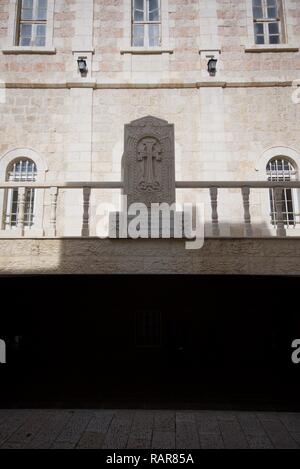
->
xmin=242 ymin=186 xmax=253 ymax=237
xmin=49 ymin=187 xmax=58 ymax=237
xmin=210 ymin=187 xmax=220 ymax=237
xmin=82 ymin=187 xmax=91 ymax=237
xmin=17 ymin=187 xmax=26 ymax=236
xmin=274 ymin=187 xmax=286 ymax=237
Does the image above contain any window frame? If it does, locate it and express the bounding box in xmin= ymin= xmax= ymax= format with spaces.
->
xmin=252 ymin=0 xmax=283 ymax=45
xmin=1 ymin=0 xmax=55 ymax=54
xmin=132 ymin=0 xmax=162 ymax=48
xmin=244 ymin=0 xmax=299 ymax=52
xmin=0 ymin=149 xmax=48 ymax=237
xmin=16 ymin=0 xmax=48 ymax=47
xmin=5 ymin=159 xmax=38 ymax=229
xmin=266 ymin=157 xmax=298 ymax=228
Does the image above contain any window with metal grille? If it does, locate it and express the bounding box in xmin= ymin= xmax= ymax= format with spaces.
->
xmin=132 ymin=0 xmax=161 ymax=47
xmin=267 ymin=158 xmax=297 ymax=228
xmin=135 ymin=311 xmax=162 ymax=348
xmin=252 ymin=0 xmax=284 ymax=45
xmin=5 ymin=159 xmax=37 ymax=228
xmin=17 ymin=0 xmax=48 ymax=47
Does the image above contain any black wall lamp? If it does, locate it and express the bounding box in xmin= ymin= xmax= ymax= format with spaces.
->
xmin=77 ymin=57 xmax=88 ymax=76
xmin=207 ymin=58 xmax=218 ymax=77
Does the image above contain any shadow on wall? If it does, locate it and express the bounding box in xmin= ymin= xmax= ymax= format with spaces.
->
xmin=0 ymin=219 xmax=292 ymax=275
xmin=0 ymin=274 xmax=300 ymax=410
xmin=0 ymin=219 xmax=296 ymax=276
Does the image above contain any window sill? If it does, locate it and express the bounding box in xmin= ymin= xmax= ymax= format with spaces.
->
xmin=1 ymin=46 xmax=57 ymax=55
xmin=120 ymin=48 xmax=174 ymax=55
xmin=244 ymin=44 xmax=299 ymax=53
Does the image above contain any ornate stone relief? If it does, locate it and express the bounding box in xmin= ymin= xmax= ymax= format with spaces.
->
xmin=122 ymin=116 xmax=176 ymax=207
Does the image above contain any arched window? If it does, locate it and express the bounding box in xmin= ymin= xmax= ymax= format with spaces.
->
xmin=5 ymin=158 xmax=37 ymax=228
xmin=267 ymin=158 xmax=297 ymax=228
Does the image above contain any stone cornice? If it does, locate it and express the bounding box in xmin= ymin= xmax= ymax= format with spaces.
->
xmin=1 ymin=80 xmax=298 ymax=90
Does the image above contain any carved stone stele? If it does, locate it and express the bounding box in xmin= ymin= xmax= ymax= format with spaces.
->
xmin=122 ymin=116 xmax=176 ymax=207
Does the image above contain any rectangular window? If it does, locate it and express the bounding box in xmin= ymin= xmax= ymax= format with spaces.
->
xmin=252 ymin=0 xmax=284 ymax=45
xmin=17 ymin=0 xmax=48 ymax=47
xmin=132 ymin=0 xmax=161 ymax=47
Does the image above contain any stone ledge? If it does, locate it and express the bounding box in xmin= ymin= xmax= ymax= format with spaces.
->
xmin=0 ymin=238 xmax=300 ymax=276
xmin=244 ymin=45 xmax=299 ymax=53
xmin=120 ymin=48 xmax=174 ymax=55
xmin=1 ymin=46 xmax=57 ymax=55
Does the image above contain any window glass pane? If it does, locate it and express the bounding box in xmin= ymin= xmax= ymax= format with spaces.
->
xmin=254 ymin=22 xmax=265 ymax=44
xmin=253 ymin=0 xmax=262 ymax=6
xmin=21 ymin=8 xmax=33 ymax=21
xmin=253 ymin=6 xmax=263 ymax=18
xmin=20 ymin=36 xmax=31 ymax=46
xmin=255 ymin=35 xmax=265 ymax=44
xmin=20 ymin=23 xmax=32 ymax=45
xmin=134 ymin=10 xmax=144 ymax=21
xmin=21 ymin=0 xmax=47 ymax=20
xmin=132 ymin=24 xmax=144 ymax=46
xmin=35 ymin=34 xmax=46 ymax=46
xmin=36 ymin=0 xmax=47 ymax=20
xmin=134 ymin=0 xmax=144 ymax=10
xmin=22 ymin=0 xmax=33 ymax=8
xmin=255 ymin=22 xmax=264 ymax=34
xmin=10 ymin=189 xmax=19 ymax=226
xmin=267 ymin=7 xmax=277 ymax=18
xmin=20 ymin=23 xmax=32 ymax=36
xmin=38 ymin=0 xmax=48 ymax=9
xmin=149 ymin=0 xmax=159 ymax=21
xmin=36 ymin=8 xmax=47 ymax=20
xmin=133 ymin=0 xmax=144 ymax=21
xmin=268 ymin=22 xmax=279 ymax=34
xmin=149 ymin=23 xmax=160 ymax=46
xmin=269 ymin=34 xmax=280 ymax=44
xmin=21 ymin=0 xmax=34 ymax=20
xmin=8 ymin=159 xmax=37 ymax=182
xmin=36 ymin=23 xmax=46 ymax=36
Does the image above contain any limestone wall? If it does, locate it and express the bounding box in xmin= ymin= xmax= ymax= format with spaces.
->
xmin=0 ymin=1 xmax=299 ymax=83
xmin=0 ymin=1 xmax=300 ymax=238
xmin=0 ymin=237 xmax=299 ymax=276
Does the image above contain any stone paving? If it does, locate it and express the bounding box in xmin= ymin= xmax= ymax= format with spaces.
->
xmin=0 ymin=410 xmax=299 ymax=449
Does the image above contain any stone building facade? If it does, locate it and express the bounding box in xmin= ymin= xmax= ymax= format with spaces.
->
xmin=0 ymin=0 xmax=300 ymax=274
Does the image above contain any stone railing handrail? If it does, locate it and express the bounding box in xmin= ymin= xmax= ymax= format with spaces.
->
xmin=0 ymin=181 xmax=299 ymax=238
xmin=0 ymin=180 xmax=300 ymax=189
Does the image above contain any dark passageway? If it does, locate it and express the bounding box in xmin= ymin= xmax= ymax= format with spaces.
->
xmin=0 ymin=275 xmax=299 ymax=410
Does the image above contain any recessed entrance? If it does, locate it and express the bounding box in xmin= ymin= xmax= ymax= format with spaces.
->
xmin=1 ymin=275 xmax=299 ymax=410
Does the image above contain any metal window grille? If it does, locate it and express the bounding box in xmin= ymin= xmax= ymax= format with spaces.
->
xmin=132 ymin=0 xmax=161 ymax=47
xmin=252 ymin=0 xmax=282 ymax=45
xmin=5 ymin=159 xmax=37 ymax=228
xmin=267 ymin=158 xmax=297 ymax=228
xmin=17 ymin=0 xmax=48 ymax=47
